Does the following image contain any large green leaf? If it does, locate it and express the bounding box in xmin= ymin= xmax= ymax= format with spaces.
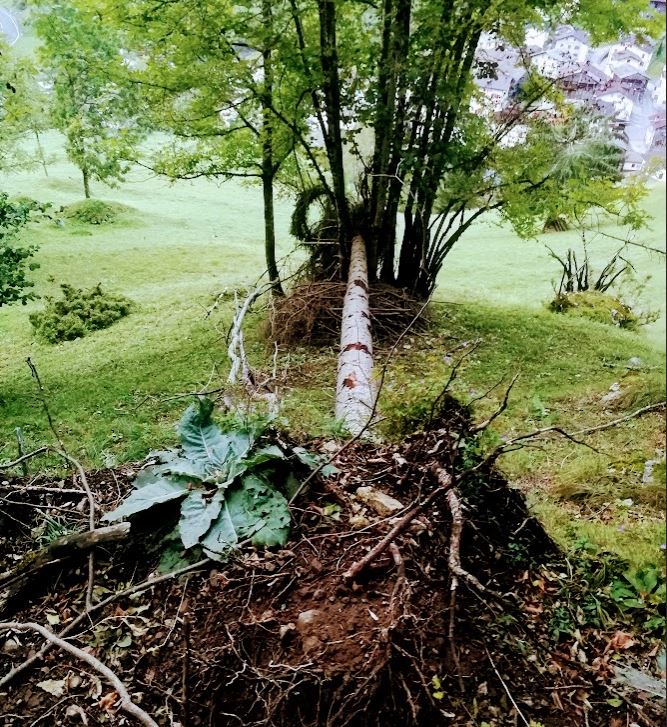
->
xmin=176 ymin=399 xmax=254 ymax=481
xmin=178 ymin=490 xmax=223 ymax=549
xmin=200 ymin=475 xmax=290 ymax=560
xmin=102 ymin=479 xmax=189 ymax=522
xmin=200 ymin=501 xmax=239 ymax=559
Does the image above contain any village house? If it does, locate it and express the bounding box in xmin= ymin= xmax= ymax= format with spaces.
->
xmin=611 ymin=65 xmax=650 ymax=99
xmin=559 ymin=62 xmax=611 ymax=99
xmin=597 ymin=83 xmax=636 ymax=121
xmin=550 ymin=26 xmax=591 ymax=64
xmin=652 ymin=66 xmax=666 ymax=106
xmin=623 ymin=149 xmax=646 ymax=172
xmin=601 ymin=42 xmax=653 ymax=74
xmin=646 ymin=112 xmax=667 ymax=149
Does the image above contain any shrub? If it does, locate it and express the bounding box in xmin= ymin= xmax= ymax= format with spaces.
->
xmin=548 ymin=291 xmax=638 ymax=329
xmin=29 ymin=283 xmax=133 ymax=343
xmin=61 ymin=199 xmax=130 ymax=225
xmin=0 ymin=193 xmax=44 ymax=307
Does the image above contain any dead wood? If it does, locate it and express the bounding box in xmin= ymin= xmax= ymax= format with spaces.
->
xmin=0 ymin=523 xmax=130 ymax=608
xmin=0 ymin=621 xmax=159 ymax=727
xmin=269 ymin=280 xmax=430 ymax=346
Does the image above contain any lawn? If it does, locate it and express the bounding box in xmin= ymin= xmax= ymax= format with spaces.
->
xmin=1 ymin=132 xmax=665 ymax=569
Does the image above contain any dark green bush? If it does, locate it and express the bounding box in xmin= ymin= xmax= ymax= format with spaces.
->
xmin=30 ymin=284 xmax=133 ymax=343
xmin=548 ymin=291 xmax=638 ymax=329
xmin=61 ymin=199 xmax=130 ymax=225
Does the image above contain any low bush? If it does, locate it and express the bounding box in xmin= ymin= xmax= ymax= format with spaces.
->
xmin=61 ymin=199 xmax=131 ymax=225
xmin=548 ymin=290 xmax=638 ymax=329
xmin=30 ymin=283 xmax=133 ymax=343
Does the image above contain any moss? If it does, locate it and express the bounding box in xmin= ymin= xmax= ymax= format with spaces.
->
xmin=548 ymin=290 xmax=639 ymax=329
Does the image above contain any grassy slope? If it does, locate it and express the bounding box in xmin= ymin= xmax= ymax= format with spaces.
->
xmin=1 ymin=133 xmax=665 ymax=569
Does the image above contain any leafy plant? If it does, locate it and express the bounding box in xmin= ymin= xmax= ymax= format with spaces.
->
xmin=611 ymin=566 xmax=666 ymax=632
xmin=103 ymin=399 xmax=325 ymax=561
xmin=0 ymin=193 xmax=44 ymax=307
xmin=29 ymin=283 xmax=133 ymax=343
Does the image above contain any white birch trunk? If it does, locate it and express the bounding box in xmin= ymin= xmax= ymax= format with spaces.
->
xmin=335 ymin=234 xmax=375 ymax=435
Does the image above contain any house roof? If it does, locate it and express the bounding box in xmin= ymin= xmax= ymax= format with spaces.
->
xmin=612 ymin=64 xmax=649 ymax=80
xmin=552 ymin=25 xmax=589 ymax=45
xmin=569 ymin=62 xmax=611 ymax=84
xmin=598 ymin=82 xmax=636 ymax=100
xmin=611 ymin=48 xmax=647 ymax=65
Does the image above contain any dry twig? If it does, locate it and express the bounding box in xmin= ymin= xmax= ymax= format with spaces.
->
xmin=0 ymin=621 xmax=159 ymax=727
xmin=0 ymin=558 xmax=209 ymax=689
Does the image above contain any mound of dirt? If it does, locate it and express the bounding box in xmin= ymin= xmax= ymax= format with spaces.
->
xmin=0 ymin=400 xmax=664 ymax=726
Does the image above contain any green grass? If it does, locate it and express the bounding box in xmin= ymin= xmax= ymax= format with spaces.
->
xmin=1 ymin=132 xmax=665 ymax=569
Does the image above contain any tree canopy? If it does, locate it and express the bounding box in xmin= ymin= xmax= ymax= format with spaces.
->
xmin=78 ymin=0 xmax=662 ymax=296
xmin=33 ymin=1 xmax=145 ymax=198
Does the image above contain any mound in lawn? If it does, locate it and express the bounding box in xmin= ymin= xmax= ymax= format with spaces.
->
xmin=29 ymin=283 xmax=134 ymax=343
xmin=61 ymin=199 xmax=135 ymax=225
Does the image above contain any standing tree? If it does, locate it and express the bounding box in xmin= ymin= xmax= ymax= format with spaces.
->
xmin=33 ymin=1 xmax=144 ymax=198
xmin=91 ymin=0 xmax=319 ymax=295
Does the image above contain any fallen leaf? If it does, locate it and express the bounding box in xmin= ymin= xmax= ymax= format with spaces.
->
xmin=607 ymin=631 xmax=637 ymax=652
xmin=37 ymin=678 xmax=66 ymax=696
xmin=99 ymin=691 xmax=119 ymax=712
xmin=45 ymin=612 xmax=60 ymax=626
xmin=65 ymin=704 xmax=89 ymax=724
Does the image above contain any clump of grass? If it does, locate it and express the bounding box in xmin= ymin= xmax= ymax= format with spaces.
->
xmin=553 ymin=449 xmax=666 ymax=510
xmin=611 ymin=371 xmax=667 ymax=410
xmin=61 ymin=199 xmax=132 ymax=225
xmin=29 ymin=283 xmax=134 ymax=343
xmin=549 ymin=290 xmax=639 ymax=329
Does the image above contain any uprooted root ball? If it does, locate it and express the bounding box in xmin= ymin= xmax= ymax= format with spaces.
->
xmin=1 ymin=399 xmax=663 ymax=727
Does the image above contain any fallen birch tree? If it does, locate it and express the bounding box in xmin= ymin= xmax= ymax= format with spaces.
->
xmin=335 ymin=235 xmax=375 ymax=436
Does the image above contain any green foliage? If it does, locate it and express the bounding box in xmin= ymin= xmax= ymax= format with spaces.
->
xmin=548 ymin=290 xmax=638 ymax=329
xmin=62 ymin=199 xmax=130 ymax=225
xmin=0 ymin=192 xmax=41 ymax=307
xmin=33 ymin=1 xmax=145 ymax=196
xmin=547 ymin=541 xmax=666 ymax=637
xmin=611 ymin=565 xmax=666 ymax=631
xmin=102 ymin=399 xmax=326 ymax=560
xmin=29 ymin=283 xmax=133 ymax=342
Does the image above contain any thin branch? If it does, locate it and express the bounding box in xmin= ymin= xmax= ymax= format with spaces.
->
xmin=0 ymin=622 xmax=159 ymax=727
xmin=472 ymin=401 xmax=666 ymax=472
xmin=0 ymin=559 xmax=210 ymax=689
xmin=25 ymin=358 xmax=65 ymax=452
xmin=484 ymin=645 xmax=530 ymax=727
xmin=469 ymin=373 xmax=520 ymax=434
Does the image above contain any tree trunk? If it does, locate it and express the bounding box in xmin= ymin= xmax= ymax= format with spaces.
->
xmin=82 ymin=166 xmax=91 ymax=199
xmin=34 ymin=131 xmax=49 ymax=177
xmin=261 ymin=0 xmax=283 ymax=297
xmin=335 ymin=234 xmax=375 ymax=436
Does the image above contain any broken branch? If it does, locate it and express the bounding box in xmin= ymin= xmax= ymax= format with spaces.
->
xmin=0 ymin=621 xmax=159 ymax=727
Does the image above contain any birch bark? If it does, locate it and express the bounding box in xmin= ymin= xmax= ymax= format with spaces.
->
xmin=335 ymin=235 xmax=375 ymax=435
